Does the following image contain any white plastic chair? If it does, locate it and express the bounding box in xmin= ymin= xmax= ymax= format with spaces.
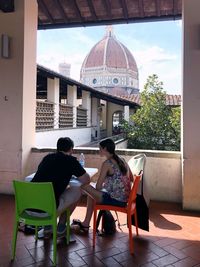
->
xmin=128 ymin=154 xmax=149 ymax=205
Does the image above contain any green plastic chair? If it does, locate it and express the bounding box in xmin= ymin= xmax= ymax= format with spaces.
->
xmin=11 ymin=180 xmax=70 ymax=266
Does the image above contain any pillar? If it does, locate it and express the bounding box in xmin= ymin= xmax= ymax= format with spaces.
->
xmin=47 ymin=78 xmax=59 ymax=129
xmin=107 ymin=103 xmax=123 ymax=137
xmin=67 ymin=85 xmax=77 ymax=127
xmin=182 ymin=0 xmax=200 ymax=210
xmin=91 ymin=97 xmax=99 ymax=140
xmin=124 ymin=105 xmax=130 ymax=122
xmin=0 ymin=0 xmax=37 ymax=193
xmin=82 ymin=90 xmax=91 ymax=126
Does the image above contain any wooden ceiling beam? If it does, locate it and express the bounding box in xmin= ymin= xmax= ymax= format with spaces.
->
xmin=138 ymin=0 xmax=145 ymax=17
xmin=103 ymin=0 xmax=112 ymax=19
xmin=173 ymin=0 xmax=179 ymax=15
xmin=155 ymin=0 xmax=160 ymax=16
xmin=54 ymin=0 xmax=69 ymax=23
xmin=87 ymin=0 xmax=98 ymax=20
xmin=38 ymin=0 xmax=54 ymax=23
xmin=71 ymin=0 xmax=84 ymax=22
xmin=120 ymin=0 xmax=129 ymax=20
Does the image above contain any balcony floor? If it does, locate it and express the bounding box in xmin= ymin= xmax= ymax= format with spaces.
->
xmin=0 ymin=194 xmax=200 ymax=267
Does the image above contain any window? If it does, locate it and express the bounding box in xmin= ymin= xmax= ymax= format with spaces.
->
xmin=113 ymin=78 xmax=119 ymax=84
xmin=93 ymin=78 xmax=97 ymax=84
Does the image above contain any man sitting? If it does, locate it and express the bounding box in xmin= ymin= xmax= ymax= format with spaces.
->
xmin=31 ymin=137 xmax=90 ymax=238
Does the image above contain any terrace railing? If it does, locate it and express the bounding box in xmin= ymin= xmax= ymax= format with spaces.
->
xmin=36 ymin=101 xmax=54 ymax=130
xmin=77 ymin=106 xmax=87 ymax=127
xmin=59 ymin=104 xmax=73 ymax=128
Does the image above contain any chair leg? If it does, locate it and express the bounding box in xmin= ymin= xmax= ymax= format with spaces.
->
xmin=134 ymin=211 xmax=139 ymax=236
xmin=11 ymin=221 xmax=18 ymax=260
xmin=52 ymin=223 xmax=57 ymax=266
xmin=35 ymin=225 xmax=38 ymax=241
xmin=127 ymin=214 xmax=134 ymax=254
xmin=66 ymin=208 xmax=70 ymax=245
xmin=93 ymin=209 xmax=97 ymax=247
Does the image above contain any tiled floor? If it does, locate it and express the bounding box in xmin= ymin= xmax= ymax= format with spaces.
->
xmin=0 ymin=194 xmax=200 ymax=267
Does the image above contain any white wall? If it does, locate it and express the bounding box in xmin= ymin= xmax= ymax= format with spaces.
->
xmin=36 ymin=128 xmax=92 ymax=147
xmin=145 ymin=156 xmax=182 ymax=202
xmin=182 ymin=0 xmax=200 ymax=210
xmin=0 ymin=0 xmax=37 ymax=193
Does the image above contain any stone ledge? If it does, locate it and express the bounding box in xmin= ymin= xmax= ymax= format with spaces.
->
xmin=31 ymin=147 xmax=181 ymax=159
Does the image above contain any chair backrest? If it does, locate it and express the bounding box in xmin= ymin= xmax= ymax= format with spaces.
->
xmin=13 ymin=181 xmax=56 ymax=216
xmin=128 ymin=153 xmax=146 ymax=176
xmin=127 ymin=174 xmax=141 ymax=211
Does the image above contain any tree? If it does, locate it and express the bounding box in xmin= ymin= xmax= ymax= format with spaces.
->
xmin=123 ymin=74 xmax=181 ymax=151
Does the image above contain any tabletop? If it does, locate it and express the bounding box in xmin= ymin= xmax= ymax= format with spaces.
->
xmin=25 ymin=167 xmax=98 ymax=182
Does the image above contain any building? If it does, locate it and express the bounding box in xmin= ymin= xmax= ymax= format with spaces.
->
xmin=58 ymin=62 xmax=71 ymax=77
xmin=80 ymin=26 xmax=139 ymax=96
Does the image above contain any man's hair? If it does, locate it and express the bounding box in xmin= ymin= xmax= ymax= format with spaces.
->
xmin=57 ymin=137 xmax=74 ymax=152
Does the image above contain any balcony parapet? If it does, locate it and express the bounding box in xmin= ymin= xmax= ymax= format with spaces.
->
xmin=29 ymin=147 xmax=181 ymax=205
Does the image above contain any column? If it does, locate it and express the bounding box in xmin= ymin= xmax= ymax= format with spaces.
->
xmin=82 ymin=90 xmax=91 ymax=126
xmin=0 ymin=0 xmax=37 ymax=193
xmin=67 ymin=85 xmax=77 ymax=127
xmin=124 ymin=105 xmax=130 ymax=122
xmin=91 ymin=97 xmax=99 ymax=140
xmin=47 ymin=78 xmax=59 ymax=129
xmin=107 ymin=103 xmax=123 ymax=137
xmin=182 ymin=0 xmax=200 ymax=210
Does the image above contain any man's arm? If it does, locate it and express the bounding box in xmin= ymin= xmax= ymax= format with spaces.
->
xmin=77 ymin=172 xmax=90 ymax=186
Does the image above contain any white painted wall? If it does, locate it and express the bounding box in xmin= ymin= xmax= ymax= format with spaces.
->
xmin=182 ymin=0 xmax=200 ymax=210
xmin=36 ymin=128 xmax=92 ymax=147
xmin=145 ymin=156 xmax=182 ymax=202
xmin=0 ymin=0 xmax=37 ymax=193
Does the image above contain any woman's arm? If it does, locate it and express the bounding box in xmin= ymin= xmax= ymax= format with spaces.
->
xmin=96 ymin=161 xmax=110 ymax=190
xmin=81 ymin=161 xmax=110 ymax=202
xmin=121 ymin=156 xmax=133 ymax=181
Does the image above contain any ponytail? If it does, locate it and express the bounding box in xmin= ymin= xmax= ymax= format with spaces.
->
xmin=113 ymin=153 xmax=127 ymax=175
xmin=100 ymin=138 xmax=127 ymax=175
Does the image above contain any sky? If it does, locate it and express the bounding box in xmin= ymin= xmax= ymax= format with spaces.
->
xmin=37 ymin=20 xmax=182 ymax=95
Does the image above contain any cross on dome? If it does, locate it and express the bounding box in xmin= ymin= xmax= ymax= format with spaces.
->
xmin=106 ymin=25 xmax=114 ymax=37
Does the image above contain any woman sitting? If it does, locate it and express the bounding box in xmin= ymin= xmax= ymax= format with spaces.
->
xmin=72 ymin=138 xmax=132 ymax=233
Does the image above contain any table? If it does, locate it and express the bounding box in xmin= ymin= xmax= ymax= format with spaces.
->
xmin=25 ymin=167 xmax=98 ymax=183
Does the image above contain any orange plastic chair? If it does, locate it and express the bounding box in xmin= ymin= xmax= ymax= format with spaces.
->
xmin=92 ymin=173 xmax=142 ymax=254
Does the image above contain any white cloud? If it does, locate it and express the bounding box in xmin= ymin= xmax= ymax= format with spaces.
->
xmin=132 ymin=46 xmax=181 ymax=94
xmin=134 ymin=46 xmax=177 ymax=65
xmin=67 ymin=29 xmax=96 ymax=48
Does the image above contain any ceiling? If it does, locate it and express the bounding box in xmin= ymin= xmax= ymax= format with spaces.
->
xmin=37 ymin=0 xmax=182 ymax=30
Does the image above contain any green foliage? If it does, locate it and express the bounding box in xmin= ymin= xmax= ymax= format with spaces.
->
xmin=123 ymin=74 xmax=181 ymax=151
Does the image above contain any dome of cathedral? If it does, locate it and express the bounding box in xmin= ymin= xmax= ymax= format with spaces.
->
xmin=80 ymin=26 xmax=139 ymax=95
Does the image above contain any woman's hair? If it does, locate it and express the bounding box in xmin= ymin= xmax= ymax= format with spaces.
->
xmin=57 ymin=137 xmax=74 ymax=152
xmin=99 ymin=138 xmax=127 ymax=175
